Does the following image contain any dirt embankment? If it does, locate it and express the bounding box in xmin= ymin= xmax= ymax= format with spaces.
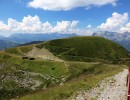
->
xmin=27 ymin=47 xmax=62 ymax=61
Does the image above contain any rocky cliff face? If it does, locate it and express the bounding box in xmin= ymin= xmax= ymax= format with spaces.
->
xmin=93 ymin=31 xmax=130 ymax=52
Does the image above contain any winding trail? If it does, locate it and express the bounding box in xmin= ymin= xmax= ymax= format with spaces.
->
xmin=75 ymin=69 xmax=128 ymax=100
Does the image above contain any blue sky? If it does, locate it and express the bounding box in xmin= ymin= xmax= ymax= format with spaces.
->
xmin=0 ymin=0 xmax=130 ymax=36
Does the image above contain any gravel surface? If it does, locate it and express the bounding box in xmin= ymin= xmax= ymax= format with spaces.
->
xmin=27 ymin=47 xmax=62 ymax=61
xmin=74 ymin=69 xmax=128 ymax=100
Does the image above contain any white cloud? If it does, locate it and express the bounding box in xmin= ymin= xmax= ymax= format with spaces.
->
xmin=0 ymin=15 xmax=79 ymax=34
xmin=51 ymin=21 xmax=79 ymax=33
xmin=120 ymin=22 xmax=130 ymax=32
xmin=41 ymin=21 xmax=53 ymax=33
xmin=97 ymin=12 xmax=128 ymax=31
xmin=70 ymin=21 xmax=79 ymax=28
xmin=28 ymin=0 xmax=118 ymax=11
xmin=0 ymin=21 xmax=8 ymax=31
xmin=87 ymin=25 xmax=92 ymax=28
xmin=52 ymin=21 xmax=71 ymax=32
xmin=85 ymin=6 xmax=92 ymax=10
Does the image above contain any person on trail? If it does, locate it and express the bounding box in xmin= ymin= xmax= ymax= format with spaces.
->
xmin=127 ymin=66 xmax=130 ymax=100
xmin=127 ymin=67 xmax=130 ymax=86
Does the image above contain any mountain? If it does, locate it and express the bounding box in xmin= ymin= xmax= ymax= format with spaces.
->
xmin=0 ymin=40 xmax=19 ymax=50
xmin=8 ymin=33 xmax=78 ymax=43
xmin=92 ymin=31 xmax=130 ymax=52
xmin=36 ymin=36 xmax=130 ymax=63
xmin=19 ymin=41 xmax=44 ymax=46
xmin=0 ymin=35 xmax=7 ymax=40
xmin=1 ymin=36 xmax=129 ymax=100
xmin=0 ymin=33 xmax=77 ymax=49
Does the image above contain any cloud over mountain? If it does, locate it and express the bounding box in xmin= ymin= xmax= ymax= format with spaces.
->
xmin=97 ymin=12 xmax=128 ymax=31
xmin=120 ymin=22 xmax=130 ymax=32
xmin=0 ymin=15 xmax=79 ymax=34
xmin=1 ymin=12 xmax=130 ymax=36
xmin=28 ymin=0 xmax=117 ymax=11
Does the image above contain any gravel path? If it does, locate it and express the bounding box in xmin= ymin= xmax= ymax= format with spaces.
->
xmin=74 ymin=69 xmax=128 ymax=100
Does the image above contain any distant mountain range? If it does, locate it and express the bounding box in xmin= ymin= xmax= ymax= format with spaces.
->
xmin=0 ymin=40 xmax=19 ymax=50
xmin=19 ymin=41 xmax=44 ymax=46
xmin=92 ymin=31 xmax=130 ymax=52
xmin=0 ymin=33 xmax=77 ymax=49
xmin=0 ymin=32 xmax=130 ymax=51
xmin=0 ymin=33 xmax=77 ymax=43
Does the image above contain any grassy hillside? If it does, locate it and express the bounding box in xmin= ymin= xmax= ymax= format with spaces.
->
xmin=0 ymin=36 xmax=130 ymax=100
xmin=4 ymin=45 xmax=33 ymax=56
xmin=0 ymin=52 xmax=68 ymax=100
xmin=19 ymin=63 xmax=124 ymax=100
xmin=0 ymin=40 xmax=19 ymax=50
xmin=36 ymin=36 xmax=130 ymax=63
